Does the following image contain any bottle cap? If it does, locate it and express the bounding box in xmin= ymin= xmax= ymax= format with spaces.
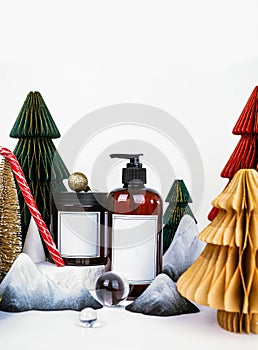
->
xmin=110 ymin=153 xmax=146 ymax=184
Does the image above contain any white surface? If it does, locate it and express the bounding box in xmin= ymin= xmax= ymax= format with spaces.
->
xmin=0 ymin=305 xmax=257 ymax=350
xmin=1 ymin=260 xmax=258 ymax=348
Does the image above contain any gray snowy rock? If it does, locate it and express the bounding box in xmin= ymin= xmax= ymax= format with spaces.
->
xmin=125 ymin=273 xmax=199 ymax=316
xmin=162 ymin=215 xmax=205 ymax=281
xmin=0 ymin=253 xmax=102 ymax=312
xmin=37 ymin=261 xmax=105 ymax=291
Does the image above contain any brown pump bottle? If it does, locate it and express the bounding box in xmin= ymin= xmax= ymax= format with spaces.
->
xmin=107 ymin=153 xmax=163 ymax=299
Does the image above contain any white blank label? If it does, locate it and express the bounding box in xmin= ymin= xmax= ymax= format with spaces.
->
xmin=58 ymin=211 xmax=100 ymax=257
xmin=112 ymin=214 xmax=158 ymax=284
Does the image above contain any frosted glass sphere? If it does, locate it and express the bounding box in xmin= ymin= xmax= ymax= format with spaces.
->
xmin=95 ymin=272 xmax=129 ymax=307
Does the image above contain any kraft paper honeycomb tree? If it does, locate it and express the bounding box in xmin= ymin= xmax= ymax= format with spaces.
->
xmin=9 ymin=91 xmax=70 ymax=245
xmin=163 ymin=179 xmax=196 ymax=253
xmin=177 ymin=169 xmax=258 ymax=334
xmin=0 ymin=158 xmax=22 ymax=281
xmin=208 ymin=86 xmax=258 ymax=221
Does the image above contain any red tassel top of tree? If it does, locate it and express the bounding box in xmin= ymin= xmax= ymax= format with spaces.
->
xmin=233 ymin=86 xmax=258 ymax=135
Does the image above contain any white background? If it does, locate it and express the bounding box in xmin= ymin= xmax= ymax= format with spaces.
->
xmin=1 ymin=0 xmax=258 ymax=231
xmin=0 ymin=0 xmax=258 ymax=229
xmin=1 ymin=0 xmax=258 ymax=347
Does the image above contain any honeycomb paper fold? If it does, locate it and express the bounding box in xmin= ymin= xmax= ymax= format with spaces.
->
xmin=177 ymin=169 xmax=258 ymax=334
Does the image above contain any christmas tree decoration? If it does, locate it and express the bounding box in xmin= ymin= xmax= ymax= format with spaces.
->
xmin=68 ymin=172 xmax=91 ymax=192
xmin=177 ymin=169 xmax=258 ymax=334
xmin=0 ymin=146 xmax=64 ymax=267
xmin=208 ymin=86 xmax=258 ymax=221
xmin=0 ymin=253 xmax=102 ymax=312
xmin=163 ymin=179 xmax=196 ymax=253
xmin=9 ymin=91 xmax=70 ymax=244
xmin=0 ymin=158 xmax=22 ymax=281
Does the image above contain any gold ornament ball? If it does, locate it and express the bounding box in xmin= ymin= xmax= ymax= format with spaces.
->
xmin=68 ymin=172 xmax=89 ymax=192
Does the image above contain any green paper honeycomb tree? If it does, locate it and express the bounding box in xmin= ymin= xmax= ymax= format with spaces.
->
xmin=10 ymin=91 xmax=70 ymax=245
xmin=163 ymin=179 xmax=196 ymax=253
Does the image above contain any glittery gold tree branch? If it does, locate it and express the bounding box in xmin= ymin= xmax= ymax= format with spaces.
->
xmin=0 ymin=158 xmax=22 ymax=280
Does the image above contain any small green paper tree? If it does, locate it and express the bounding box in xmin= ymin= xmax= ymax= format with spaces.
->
xmin=9 ymin=91 xmax=70 ymax=245
xmin=163 ymin=179 xmax=196 ymax=253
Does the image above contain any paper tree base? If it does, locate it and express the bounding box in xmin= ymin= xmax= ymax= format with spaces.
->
xmin=217 ymin=310 xmax=241 ymax=333
xmin=217 ymin=310 xmax=258 ymax=334
xmin=250 ymin=314 xmax=258 ymax=334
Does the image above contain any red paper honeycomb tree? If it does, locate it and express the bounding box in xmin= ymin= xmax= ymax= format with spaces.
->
xmin=208 ymin=86 xmax=258 ymax=221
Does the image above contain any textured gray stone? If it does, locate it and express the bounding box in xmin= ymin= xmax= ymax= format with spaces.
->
xmin=125 ymin=273 xmax=199 ymax=316
xmin=0 ymin=253 xmax=102 ymax=312
xmin=162 ymin=215 xmax=205 ymax=281
xmin=37 ymin=261 xmax=105 ymax=291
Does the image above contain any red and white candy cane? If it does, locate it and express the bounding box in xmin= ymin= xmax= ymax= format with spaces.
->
xmin=0 ymin=146 xmax=64 ymax=267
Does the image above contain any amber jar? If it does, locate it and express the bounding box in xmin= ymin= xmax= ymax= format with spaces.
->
xmin=50 ymin=192 xmax=108 ymax=266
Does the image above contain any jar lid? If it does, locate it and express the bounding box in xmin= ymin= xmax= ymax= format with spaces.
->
xmin=51 ymin=192 xmax=108 ymax=209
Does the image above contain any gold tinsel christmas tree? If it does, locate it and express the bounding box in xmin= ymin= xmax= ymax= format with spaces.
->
xmin=0 ymin=158 xmax=22 ymax=281
xmin=177 ymin=169 xmax=258 ymax=334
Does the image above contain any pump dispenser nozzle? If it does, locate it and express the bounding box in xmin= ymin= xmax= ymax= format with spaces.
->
xmin=110 ymin=153 xmax=146 ymax=185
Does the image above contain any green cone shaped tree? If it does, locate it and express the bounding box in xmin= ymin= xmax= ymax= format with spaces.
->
xmin=10 ymin=91 xmax=70 ymax=245
xmin=163 ymin=179 xmax=197 ymax=253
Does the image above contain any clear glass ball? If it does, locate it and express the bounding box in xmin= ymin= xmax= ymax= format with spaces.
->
xmin=95 ymin=272 xmax=129 ymax=307
xmin=79 ymin=307 xmax=97 ymax=328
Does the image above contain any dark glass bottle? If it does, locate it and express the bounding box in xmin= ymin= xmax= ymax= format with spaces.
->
xmin=107 ymin=154 xmax=163 ymax=299
xmin=50 ymin=192 xmax=108 ymax=266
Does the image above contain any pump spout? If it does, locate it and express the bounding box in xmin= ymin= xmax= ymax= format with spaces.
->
xmin=110 ymin=153 xmax=143 ymax=168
